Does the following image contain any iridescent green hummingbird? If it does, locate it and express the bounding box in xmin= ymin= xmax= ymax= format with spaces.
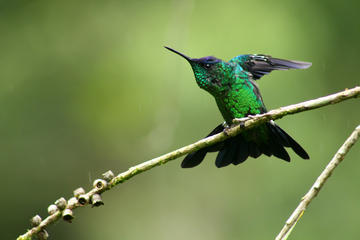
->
xmin=165 ymin=46 xmax=311 ymax=168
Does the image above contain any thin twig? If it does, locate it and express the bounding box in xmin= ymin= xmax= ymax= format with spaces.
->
xmin=275 ymin=125 xmax=360 ymax=240
xmin=17 ymin=86 xmax=360 ymax=240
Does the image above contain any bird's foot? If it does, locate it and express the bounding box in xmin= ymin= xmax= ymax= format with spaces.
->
xmin=236 ymin=118 xmax=249 ymax=129
xmin=222 ymin=122 xmax=231 ymax=136
xmin=239 ymin=121 xmax=246 ymax=129
xmin=237 ymin=115 xmax=256 ymax=129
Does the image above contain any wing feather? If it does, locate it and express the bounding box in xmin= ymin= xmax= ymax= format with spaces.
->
xmin=230 ymin=54 xmax=311 ymax=80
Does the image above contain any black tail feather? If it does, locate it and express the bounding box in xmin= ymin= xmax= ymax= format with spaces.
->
xmin=274 ymin=124 xmax=310 ymax=159
xmin=181 ymin=150 xmax=208 ymax=168
xmin=181 ymin=124 xmax=224 ymax=168
xmin=268 ymin=121 xmax=309 ymax=160
xmin=248 ymin=142 xmax=262 ymax=158
xmin=215 ymin=139 xmax=238 ymax=168
xmin=233 ymin=136 xmax=249 ymax=165
xmin=259 ymin=143 xmax=272 ymax=157
xmin=270 ymin=142 xmax=291 ymax=162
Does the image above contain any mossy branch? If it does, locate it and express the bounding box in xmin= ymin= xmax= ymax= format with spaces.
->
xmin=17 ymin=86 xmax=360 ymax=240
xmin=275 ymin=124 xmax=360 ymax=240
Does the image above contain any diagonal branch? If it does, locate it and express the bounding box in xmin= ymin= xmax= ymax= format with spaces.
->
xmin=17 ymin=86 xmax=360 ymax=240
xmin=275 ymin=124 xmax=360 ymax=240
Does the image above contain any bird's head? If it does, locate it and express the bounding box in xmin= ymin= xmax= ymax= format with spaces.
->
xmin=165 ymin=47 xmax=229 ymax=96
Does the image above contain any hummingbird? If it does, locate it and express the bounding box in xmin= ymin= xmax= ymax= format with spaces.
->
xmin=165 ymin=46 xmax=311 ymax=168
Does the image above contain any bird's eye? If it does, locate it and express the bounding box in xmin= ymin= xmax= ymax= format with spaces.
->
xmin=205 ymin=63 xmax=211 ymax=68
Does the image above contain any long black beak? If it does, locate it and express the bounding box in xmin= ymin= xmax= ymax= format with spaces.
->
xmin=164 ymin=46 xmax=192 ymax=61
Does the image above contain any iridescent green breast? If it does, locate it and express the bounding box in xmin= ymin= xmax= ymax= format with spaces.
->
xmin=215 ymin=65 xmax=265 ymax=124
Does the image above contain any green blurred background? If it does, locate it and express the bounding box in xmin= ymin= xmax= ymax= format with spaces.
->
xmin=1 ymin=0 xmax=359 ymax=239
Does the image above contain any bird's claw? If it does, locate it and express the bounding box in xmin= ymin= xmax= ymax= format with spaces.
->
xmin=222 ymin=122 xmax=231 ymax=136
xmin=237 ymin=115 xmax=256 ymax=129
xmin=222 ymin=126 xmax=230 ymax=136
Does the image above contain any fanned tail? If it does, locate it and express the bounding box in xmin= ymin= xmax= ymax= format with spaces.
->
xmin=181 ymin=121 xmax=309 ymax=168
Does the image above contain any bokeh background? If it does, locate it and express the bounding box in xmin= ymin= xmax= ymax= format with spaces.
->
xmin=1 ymin=0 xmax=359 ymax=239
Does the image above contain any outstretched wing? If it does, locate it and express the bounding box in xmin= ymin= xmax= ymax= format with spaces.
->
xmin=229 ymin=54 xmax=311 ymax=80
